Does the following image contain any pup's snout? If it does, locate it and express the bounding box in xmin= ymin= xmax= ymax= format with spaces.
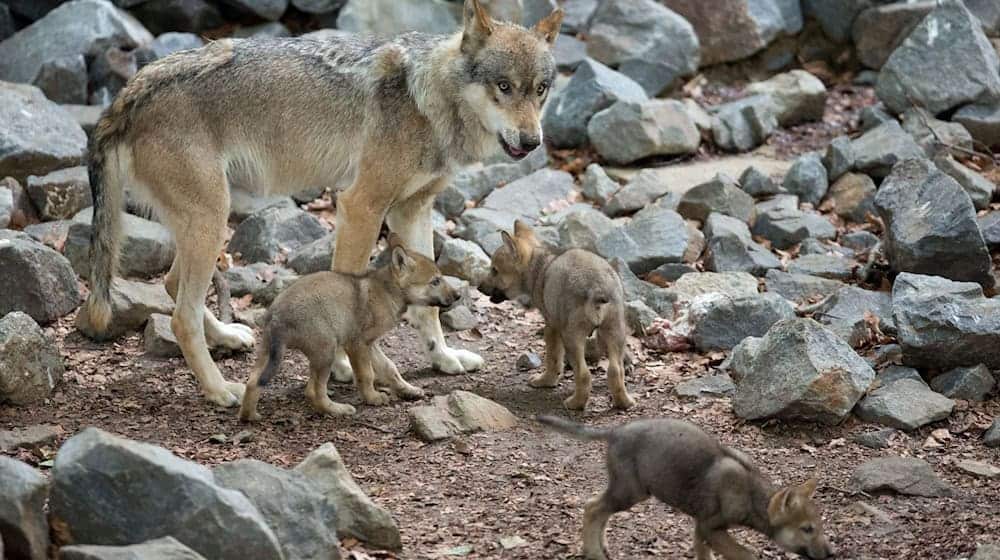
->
xmin=489 ymin=292 xmax=507 ymax=304
xmin=519 ymin=132 xmax=540 ymax=153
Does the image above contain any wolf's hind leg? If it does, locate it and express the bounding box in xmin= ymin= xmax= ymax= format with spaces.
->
xmin=305 ymin=350 xmax=356 ymax=417
xmin=529 ymin=326 xmax=563 ymax=387
xmin=372 ymin=344 xmax=425 ymax=399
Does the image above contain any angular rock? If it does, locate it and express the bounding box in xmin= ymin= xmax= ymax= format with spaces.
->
xmin=0 ymin=83 xmax=87 ymax=182
xmin=675 ymin=373 xmax=735 ymax=398
xmin=76 ymin=278 xmax=173 ymax=340
xmin=130 ymin=0 xmax=223 ymax=35
xmin=0 ymin=233 xmax=80 ymax=323
xmin=752 ymin=206 xmax=836 ymax=250
xmin=480 ymin=169 xmax=574 ymax=221
xmin=901 ymin=108 xmax=974 ymax=157
xmin=436 ymin=146 xmax=547 ymax=218
xmin=688 ymin=292 xmax=795 ymax=351
xmin=409 ymin=390 xmax=517 ymax=442
xmin=441 ymin=305 xmax=477 ymax=331
xmin=850 ymin=457 xmax=954 ymax=497
xmin=855 ymin=377 xmax=954 ymax=431
xmin=727 ymin=335 xmax=761 ymax=382
xmin=142 ymin=313 xmax=180 ymax=358
xmin=229 ymin=206 xmax=328 ymax=264
xmin=813 ymin=286 xmax=893 ymax=346
xmin=516 ymin=352 xmax=542 ymax=371
xmin=0 ymin=0 xmax=152 ymax=84
xmin=851 ymin=121 xmax=924 ymax=179
xmin=852 ymin=428 xmax=896 ymax=450
xmin=456 ymin=207 xmax=523 ymax=255
xmin=892 ymin=272 xmax=1000 ymax=369
xmin=0 ymin=456 xmax=49 ymax=560
xmin=662 ymin=0 xmax=802 ymax=65
xmin=336 ymin=0 xmax=458 ymax=35
xmin=853 ymin=1 xmax=935 ymax=70
xmin=823 ymin=136 xmax=855 ymax=182
xmin=929 ymin=364 xmax=995 ymax=401
xmin=579 ymin=163 xmax=619 ymax=207
xmin=841 ymin=231 xmax=880 ymax=253
xmin=437 ymin=238 xmax=490 ymax=285
xmin=557 ymin=208 xmax=616 ymax=253
xmin=296 ymin=443 xmax=401 ymax=551
xmin=135 ymin=32 xmax=204 ymax=65
xmin=764 ymin=270 xmax=844 ymax=303
xmin=874 ymin=158 xmax=994 ymax=288
xmin=956 ymin=460 xmax=1000 ymax=479
xmin=934 ymin=154 xmax=994 ymax=211
xmin=586 ymin=0 xmax=700 ymax=95
xmin=0 ymin=424 xmax=63 ymax=453
xmin=953 ymin=102 xmax=1000 ymax=148
xmin=595 ymin=206 xmax=691 ymax=274
xmin=610 ymin=258 xmax=677 ymax=314
xmin=787 ymin=254 xmax=856 ymax=282
xmin=824 ymin=172 xmax=876 ymax=222
xmin=287 ymin=233 xmax=335 ymax=275
xmin=553 ymin=0 xmax=593 ymax=33
xmin=66 ymin=208 xmax=175 ymax=279
xmin=860 ymin=103 xmax=895 ymax=132
xmin=985 ymin=417 xmax=1000 ymax=448
xmin=981 ymin=212 xmax=1000 ymax=250
xmin=667 ymin=271 xmax=760 ymax=304
xmin=542 ymin=59 xmax=647 ymax=149
xmin=228 ymin=190 xmax=295 ymax=222
xmin=26 ymin=165 xmax=91 ymax=221
xmin=799 ymin=238 xmax=854 ymax=258
xmin=782 ymin=152 xmax=828 ymax=206
xmin=647 ymin=262 xmax=697 ymax=283
xmin=290 ymin=0 xmax=345 ymax=14
xmin=733 ymin=318 xmax=876 ymax=424
xmin=877 ymin=0 xmax=1000 ymax=115
xmin=58 ymin=537 xmax=207 ymax=560
xmin=711 ymin=95 xmax=779 ymax=152
xmin=604 ymin=169 xmax=672 ymax=217
xmin=624 ymin=299 xmax=658 ymax=335
xmin=677 ymin=174 xmax=754 ymax=224
xmin=32 ymin=54 xmax=88 ymax=105
xmin=49 ymin=428 xmax=283 ymax=559
xmin=746 ymin=70 xmax=826 ymax=126
xmin=739 ymin=166 xmax=780 ymax=197
xmin=704 ymin=212 xmax=780 ymax=277
xmin=588 ymin=99 xmax=700 ymax=164
xmin=553 ymin=33 xmax=587 ymax=72
xmin=214 ymin=459 xmax=341 ymax=560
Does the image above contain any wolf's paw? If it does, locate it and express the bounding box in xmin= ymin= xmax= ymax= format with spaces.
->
xmin=529 ymin=372 xmax=560 ymax=388
xmin=210 ymin=323 xmax=255 ymax=351
xmin=613 ymin=392 xmax=637 ymax=410
xmin=239 ymin=409 xmax=262 ymax=423
xmin=205 ymin=383 xmax=244 ymax=408
xmin=394 ymin=382 xmax=426 ymax=400
xmin=563 ymin=394 xmax=589 ymax=411
xmin=362 ymin=390 xmax=392 ymax=406
xmin=432 ymin=347 xmax=484 ymax=374
xmin=316 ymin=400 xmax=356 ymax=417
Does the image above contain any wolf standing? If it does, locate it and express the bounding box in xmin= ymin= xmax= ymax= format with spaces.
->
xmin=80 ymin=0 xmax=564 ymax=406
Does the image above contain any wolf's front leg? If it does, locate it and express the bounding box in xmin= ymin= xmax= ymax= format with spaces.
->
xmin=387 ymin=184 xmax=484 ymax=375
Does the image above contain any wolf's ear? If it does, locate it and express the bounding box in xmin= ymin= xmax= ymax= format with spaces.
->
xmin=462 ymin=0 xmax=494 ymax=53
xmin=391 ymin=246 xmax=415 ymax=275
xmin=533 ymin=7 xmax=564 ymax=45
xmin=798 ymin=478 xmax=818 ymax=498
xmin=767 ymin=487 xmax=793 ymax=522
xmin=513 ymin=219 xmax=535 ymax=239
xmin=500 ymin=230 xmax=519 ymax=259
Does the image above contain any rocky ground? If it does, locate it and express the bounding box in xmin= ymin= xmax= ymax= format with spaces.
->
xmin=3 ymin=0 xmax=1000 ymax=559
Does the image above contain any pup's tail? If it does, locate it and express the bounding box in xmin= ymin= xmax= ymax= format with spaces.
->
xmin=584 ymin=288 xmax=613 ymax=326
xmin=255 ymin=322 xmax=285 ymax=387
xmin=536 ymin=415 xmax=613 ymax=441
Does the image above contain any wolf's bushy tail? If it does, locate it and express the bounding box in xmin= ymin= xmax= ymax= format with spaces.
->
xmin=83 ymin=130 xmax=124 ymax=335
xmin=536 ymin=415 xmax=613 ymax=441
xmin=256 ymin=323 xmax=286 ymax=387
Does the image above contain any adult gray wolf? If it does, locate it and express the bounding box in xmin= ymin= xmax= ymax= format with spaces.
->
xmin=81 ymin=0 xmax=564 ymax=407
xmin=537 ymin=416 xmax=835 ymax=560
xmin=240 ymin=235 xmax=458 ymax=422
xmin=479 ymin=221 xmax=635 ymax=410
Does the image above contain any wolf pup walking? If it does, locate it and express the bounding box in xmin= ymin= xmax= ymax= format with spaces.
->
xmin=240 ymin=235 xmax=458 ymax=422
xmin=81 ymin=0 xmax=563 ymax=407
xmin=480 ymin=221 xmax=635 ymax=410
xmin=538 ymin=416 xmax=835 ymax=560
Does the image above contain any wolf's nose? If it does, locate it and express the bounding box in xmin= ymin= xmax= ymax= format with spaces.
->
xmin=519 ymin=133 xmax=540 ymax=152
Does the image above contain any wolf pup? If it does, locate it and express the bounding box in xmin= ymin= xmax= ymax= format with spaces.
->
xmin=537 ymin=416 xmax=835 ymax=560
xmin=480 ymin=221 xmax=634 ymax=410
xmin=239 ymin=236 xmax=458 ymax=422
xmin=81 ymin=0 xmax=563 ymax=408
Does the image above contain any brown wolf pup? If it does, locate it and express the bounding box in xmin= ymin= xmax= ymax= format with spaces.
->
xmin=480 ymin=221 xmax=635 ymax=410
xmin=81 ymin=0 xmax=563 ymax=407
xmin=239 ymin=236 xmax=458 ymax=422
xmin=537 ymin=415 xmax=835 ymax=560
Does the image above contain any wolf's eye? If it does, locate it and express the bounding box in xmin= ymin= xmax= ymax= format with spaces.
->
xmin=801 ymin=525 xmax=814 ymax=535
xmin=490 ymin=267 xmax=498 ymax=275
xmin=431 ymin=277 xmax=441 ymax=286
xmin=497 ymin=80 xmax=512 ymax=93
xmin=536 ymin=83 xmax=548 ymax=96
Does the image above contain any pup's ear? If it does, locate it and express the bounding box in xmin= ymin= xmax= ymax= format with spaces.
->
xmin=533 ymin=7 xmax=564 ymax=45
xmin=513 ymin=219 xmax=535 ymax=239
xmin=500 ymin=230 xmax=519 ymax=259
xmin=798 ymin=478 xmax=818 ymax=498
xmin=767 ymin=487 xmax=793 ymax=522
xmin=391 ymin=246 xmax=415 ymax=275
xmin=462 ymin=0 xmax=494 ymax=53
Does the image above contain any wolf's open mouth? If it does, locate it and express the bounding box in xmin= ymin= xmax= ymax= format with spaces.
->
xmin=498 ymin=134 xmax=529 ymax=160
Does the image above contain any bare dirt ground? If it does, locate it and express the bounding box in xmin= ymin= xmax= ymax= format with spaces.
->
xmin=3 ymin=292 xmax=999 ymax=560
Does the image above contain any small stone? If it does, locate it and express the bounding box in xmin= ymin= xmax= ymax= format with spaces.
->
xmin=67 ymin=208 xmax=176 ymax=279
xmin=984 ymin=417 xmax=1000 ymax=447
xmin=782 ymin=152 xmax=828 ymax=206
xmin=929 ymin=365 xmax=995 ymax=401
xmin=58 ymin=537 xmax=207 ymax=560
xmin=851 ymin=428 xmax=896 ymax=450
xmin=437 ymin=238 xmax=491 ymax=285
xmin=0 ymin=456 xmax=50 ymax=560
xmin=0 ymin=424 xmax=64 ymax=453
xmin=441 ymin=306 xmax=478 ymax=332
xmin=841 ymin=231 xmax=879 ymax=253
xmin=901 ymin=108 xmax=974 ymax=158
xmin=955 ymin=460 xmax=1000 ymax=479
xmin=711 ymin=95 xmax=778 ymax=152
xmin=76 ymin=278 xmax=174 ymax=340
xmin=675 ymin=373 xmax=735 ymax=398
xmin=677 ymin=173 xmax=755 ymax=224
xmin=579 ymin=163 xmax=620 ymax=207
xmin=228 ymin=206 xmax=328 ymax=264
xmin=588 ymin=99 xmax=700 ymax=164
xmin=850 ymin=457 xmax=954 ymax=497
xmin=933 ymin=154 xmax=995 ymax=211
xmin=704 ymin=212 xmax=780 ymax=277
xmin=824 ymin=172 xmax=876 ymax=223
xmin=0 ymin=233 xmax=80 ymax=323
xmin=752 ymin=206 xmax=836 ymax=250
xmin=25 ymin=166 xmax=92 ymax=221
xmin=409 ymin=390 xmax=518 ymax=442
xmin=604 ymin=169 xmax=671 ymax=217
xmin=287 ymin=233 xmax=335 ymax=275
xmin=972 ymin=543 xmax=1000 ymax=560
xmin=595 ymin=206 xmax=692 ymax=274
xmin=624 ymin=299 xmax=658 ymax=336
xmin=851 ymin=121 xmax=925 ymax=179
xmin=764 ymin=270 xmax=844 ymax=303
xmin=646 ymin=262 xmax=697 ymax=283
xmin=688 ymin=292 xmax=795 ymax=351
xmin=953 ymin=102 xmax=1000 ymax=148
xmin=787 ymin=254 xmax=856 ymax=282
xmin=823 ymin=136 xmax=855 ymax=182
xmin=517 ymin=352 xmax=542 ymax=371
xmin=143 ymin=313 xmax=181 ymax=358
xmin=813 ymin=286 xmax=893 ymax=346
xmin=0 ymin=311 xmax=65 ymax=405
xmin=746 ymin=70 xmax=827 ymax=126
xmin=860 ymin=104 xmax=895 ymax=132
xmin=855 ymin=377 xmax=954 ymax=431
xmin=738 ymin=166 xmax=781 ymax=197
xmin=557 ymin=208 xmax=616 ymax=253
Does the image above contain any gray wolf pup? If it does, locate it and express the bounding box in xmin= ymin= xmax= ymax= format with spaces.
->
xmin=81 ymin=0 xmax=564 ymax=407
xmin=240 ymin=235 xmax=458 ymax=422
xmin=537 ymin=415 xmax=835 ymax=560
xmin=480 ymin=221 xmax=635 ymax=410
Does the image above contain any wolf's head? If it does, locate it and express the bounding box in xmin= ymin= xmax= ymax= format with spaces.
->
xmin=479 ymin=220 xmax=538 ymax=306
xmin=768 ymin=478 xmax=835 ymax=559
xmin=387 ymin=234 xmax=459 ymax=309
xmin=459 ymin=0 xmax=563 ymax=160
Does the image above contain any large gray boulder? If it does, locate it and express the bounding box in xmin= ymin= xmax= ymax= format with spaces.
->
xmin=26 ymin=166 xmax=91 ymax=221
xmin=213 ymin=459 xmax=341 ymax=560
xmin=228 ymin=205 xmax=328 ymax=264
xmin=0 ymin=233 xmax=80 ymax=323
xmin=296 ymin=443 xmax=401 ymax=551
xmin=704 ymin=212 xmax=780 ymax=277
xmin=58 ymin=537 xmax=207 ymax=560
xmin=49 ymin=428 xmax=283 ymax=559
xmin=0 ymin=456 xmax=49 ymax=560
xmin=435 ymin=149 xmax=546 ymax=218
xmin=855 ymin=372 xmax=954 ymax=431
xmin=876 ymin=0 xmax=1000 ymax=115
xmin=595 ymin=206 xmax=692 ymax=274
xmin=688 ymin=292 xmax=795 ymax=351
xmin=542 ymin=58 xmax=647 ymax=149
xmin=853 ymin=1 xmax=935 ymax=70
xmin=0 ymin=0 xmax=152 ymax=84
xmin=851 ymin=121 xmax=924 ymax=179
xmin=66 ymin=207 xmax=176 ymax=279
xmin=586 ymin=0 xmax=700 ymax=95
xmin=0 ymin=311 xmax=65 ymax=405
xmin=874 ymin=158 xmax=994 ymax=289
xmin=336 ymin=0 xmax=458 ymax=35
xmin=850 ymin=457 xmax=954 ymax=497
xmin=75 ymin=278 xmax=174 ymax=340
xmin=733 ymin=318 xmax=875 ymax=424
xmin=0 ymin=82 xmax=87 ymax=182
xmin=662 ymin=0 xmax=802 ymax=65
xmin=746 ymin=70 xmax=826 ymax=126
xmin=479 ymin=169 xmax=575 ymax=221
xmin=588 ymin=99 xmax=700 ymax=164
xmin=892 ymin=272 xmax=1000 ymax=370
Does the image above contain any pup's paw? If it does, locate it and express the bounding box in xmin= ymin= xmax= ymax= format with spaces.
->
xmin=362 ymin=390 xmax=392 ymax=406
xmin=563 ymin=394 xmax=589 ymax=410
xmin=239 ymin=409 xmax=262 ymax=423
xmin=318 ymin=401 xmax=357 ymax=417
xmin=394 ymin=382 xmax=426 ymax=400
xmin=529 ymin=372 xmax=560 ymax=388
xmin=330 ymin=357 xmax=354 ymax=384
xmin=210 ymin=323 xmax=256 ymax=351
xmin=613 ymin=392 xmax=637 ymax=410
